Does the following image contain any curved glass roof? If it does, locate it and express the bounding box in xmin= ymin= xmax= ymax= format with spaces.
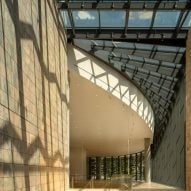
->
xmin=73 ymin=39 xmax=185 ymax=126
xmin=72 ymin=39 xmax=185 ymax=156
xmin=63 ymin=10 xmax=188 ymax=28
xmin=57 ymin=0 xmax=189 ymax=156
xmin=59 ymin=0 xmax=191 ymax=42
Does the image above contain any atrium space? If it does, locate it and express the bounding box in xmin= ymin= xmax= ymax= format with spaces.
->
xmin=0 ymin=0 xmax=191 ymax=191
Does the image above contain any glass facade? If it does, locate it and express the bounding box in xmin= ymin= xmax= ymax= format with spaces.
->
xmin=88 ymin=152 xmax=144 ymax=181
xmin=73 ymin=11 xmax=99 ymax=27
xmin=58 ymin=1 xmax=188 ymax=186
xmin=62 ymin=10 xmax=191 ymax=29
xmin=100 ymin=11 xmax=126 ymax=27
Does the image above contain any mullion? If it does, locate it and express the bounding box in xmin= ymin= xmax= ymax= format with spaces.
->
xmin=120 ymin=63 xmax=177 ymax=83
xmin=109 ymin=54 xmax=182 ymax=69
xmin=91 ymin=43 xmax=185 ymax=54
xmin=134 ymin=76 xmax=173 ymax=95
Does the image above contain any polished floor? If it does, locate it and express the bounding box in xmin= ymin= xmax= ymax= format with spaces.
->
xmin=69 ymin=182 xmax=184 ymax=191
xmin=131 ymin=182 xmax=184 ymax=190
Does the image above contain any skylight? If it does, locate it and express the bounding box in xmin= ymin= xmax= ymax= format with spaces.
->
xmin=153 ymin=11 xmax=181 ymax=28
xmin=100 ymin=11 xmax=126 ymax=28
xmin=73 ymin=11 xmax=99 ymax=27
xmin=128 ymin=11 xmax=153 ymax=28
xmin=60 ymin=0 xmax=191 ymax=41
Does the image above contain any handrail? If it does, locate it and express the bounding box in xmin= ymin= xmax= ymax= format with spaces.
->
xmin=70 ymin=174 xmax=133 ymax=190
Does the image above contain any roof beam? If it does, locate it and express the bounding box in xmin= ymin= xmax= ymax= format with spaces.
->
xmin=91 ymin=41 xmax=185 ymax=54
xmin=124 ymin=0 xmax=130 ymax=35
xmin=175 ymin=11 xmax=190 ymax=38
xmin=118 ymin=62 xmax=178 ymax=82
xmin=147 ymin=0 xmax=160 ymax=39
xmin=140 ymin=87 xmax=169 ymax=114
xmin=58 ymin=1 xmax=191 ymax=10
xmin=67 ymin=10 xmax=75 ymax=37
xmin=98 ymin=10 xmax=101 ymax=34
xmin=137 ymin=79 xmax=171 ymax=104
xmin=133 ymin=75 xmax=174 ymax=94
xmin=108 ymin=54 xmax=182 ymax=69
xmin=67 ymin=29 xmax=187 ymax=45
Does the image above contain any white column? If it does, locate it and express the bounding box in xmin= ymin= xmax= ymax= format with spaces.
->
xmin=144 ymin=138 xmax=151 ymax=183
xmin=70 ymin=147 xmax=87 ymax=180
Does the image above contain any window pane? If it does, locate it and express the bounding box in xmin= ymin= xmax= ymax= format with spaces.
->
xmin=72 ymin=11 xmax=99 ymax=27
xmin=182 ymin=11 xmax=191 ymax=28
xmin=128 ymin=11 xmax=153 ymax=27
xmin=153 ymin=11 xmax=180 ymax=27
xmin=62 ymin=11 xmax=71 ymax=28
xmin=100 ymin=11 xmax=126 ymax=27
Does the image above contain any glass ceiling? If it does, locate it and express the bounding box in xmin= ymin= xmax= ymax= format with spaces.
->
xmin=59 ymin=1 xmax=191 ymax=41
xmin=59 ymin=0 xmax=191 ymax=41
xmin=63 ymin=10 xmax=191 ymax=28
xmin=73 ymin=39 xmax=185 ymax=128
xmin=58 ymin=0 xmax=188 ymax=155
xmin=72 ymin=39 xmax=185 ymax=156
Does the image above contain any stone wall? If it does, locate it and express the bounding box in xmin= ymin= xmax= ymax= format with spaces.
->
xmin=186 ymin=28 xmax=191 ymax=191
xmin=0 ymin=0 xmax=69 ymax=190
xmin=70 ymin=147 xmax=87 ymax=180
xmin=152 ymin=80 xmax=185 ymax=188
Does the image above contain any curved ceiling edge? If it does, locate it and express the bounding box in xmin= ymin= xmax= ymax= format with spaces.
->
xmin=68 ymin=44 xmax=155 ymax=132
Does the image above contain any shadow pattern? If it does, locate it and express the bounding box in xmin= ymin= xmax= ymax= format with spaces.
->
xmin=0 ymin=0 xmax=69 ymax=190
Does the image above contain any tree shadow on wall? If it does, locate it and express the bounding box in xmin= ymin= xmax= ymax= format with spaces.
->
xmin=0 ymin=121 xmax=69 ymax=186
xmin=0 ymin=0 xmax=69 ymax=190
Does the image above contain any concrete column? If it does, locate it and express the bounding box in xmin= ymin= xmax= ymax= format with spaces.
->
xmin=70 ymin=147 xmax=87 ymax=180
xmin=144 ymin=138 xmax=151 ymax=183
xmin=186 ymin=28 xmax=191 ymax=191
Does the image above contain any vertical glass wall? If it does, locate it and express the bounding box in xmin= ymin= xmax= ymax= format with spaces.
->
xmin=87 ymin=151 xmax=144 ymax=181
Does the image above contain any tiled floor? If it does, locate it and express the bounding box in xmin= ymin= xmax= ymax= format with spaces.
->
xmin=69 ymin=181 xmax=184 ymax=191
xmin=131 ymin=182 xmax=184 ymax=190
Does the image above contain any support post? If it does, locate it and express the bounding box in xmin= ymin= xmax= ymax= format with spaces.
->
xmin=96 ymin=157 xmax=101 ymax=180
xmin=144 ymin=138 xmax=151 ymax=183
xmin=186 ymin=28 xmax=191 ymax=191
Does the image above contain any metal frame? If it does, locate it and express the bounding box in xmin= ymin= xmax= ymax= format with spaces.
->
xmin=66 ymin=28 xmax=188 ymax=43
xmin=58 ymin=1 xmax=191 ymax=10
xmin=58 ymin=1 xmax=191 ymax=44
xmin=108 ymin=54 xmax=182 ymax=69
xmin=91 ymin=41 xmax=185 ymax=54
xmin=108 ymin=56 xmax=180 ymax=124
xmin=72 ymin=38 xmax=185 ymax=156
xmin=118 ymin=62 xmax=178 ymax=82
xmin=88 ymin=40 xmax=184 ymax=125
xmin=58 ymin=0 xmax=188 ymax=156
xmin=97 ymin=42 xmax=182 ymax=128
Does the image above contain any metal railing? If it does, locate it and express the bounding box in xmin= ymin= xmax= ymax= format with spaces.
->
xmin=70 ymin=174 xmax=132 ymax=190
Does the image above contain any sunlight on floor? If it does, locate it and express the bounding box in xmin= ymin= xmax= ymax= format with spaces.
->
xmin=69 ymin=181 xmax=184 ymax=191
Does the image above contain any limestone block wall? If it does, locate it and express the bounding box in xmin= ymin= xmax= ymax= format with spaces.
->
xmin=152 ymin=79 xmax=185 ymax=188
xmin=0 ymin=0 xmax=69 ymax=190
xmin=186 ymin=28 xmax=191 ymax=191
xmin=70 ymin=147 xmax=87 ymax=180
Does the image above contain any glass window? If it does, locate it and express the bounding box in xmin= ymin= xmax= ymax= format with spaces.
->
xmin=62 ymin=11 xmax=71 ymax=28
xmin=128 ymin=11 xmax=153 ymax=27
xmin=182 ymin=11 xmax=191 ymax=28
xmin=72 ymin=11 xmax=99 ymax=27
xmin=100 ymin=11 xmax=126 ymax=27
xmin=153 ymin=11 xmax=181 ymax=28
